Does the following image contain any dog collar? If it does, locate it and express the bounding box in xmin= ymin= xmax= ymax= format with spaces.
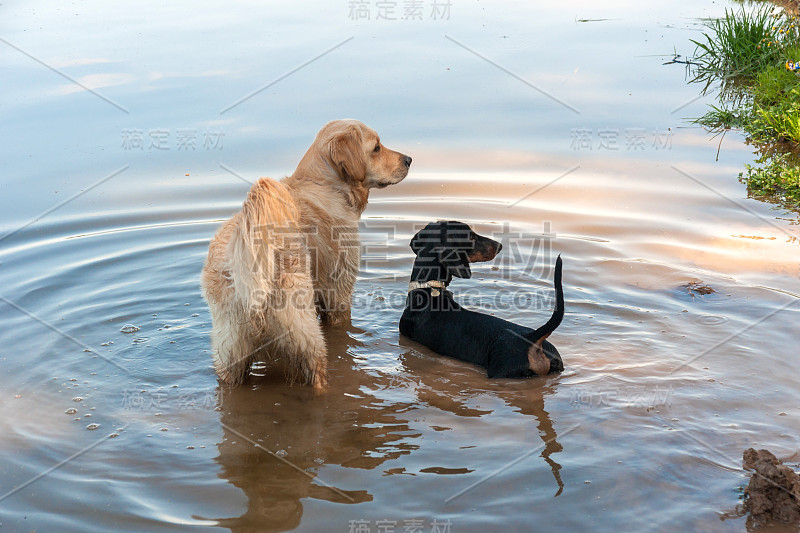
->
xmin=408 ymin=280 xmax=447 ymax=297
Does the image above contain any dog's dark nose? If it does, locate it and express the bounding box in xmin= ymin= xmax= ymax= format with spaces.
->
xmin=403 ymin=155 xmax=412 ymax=168
xmin=497 ymin=242 xmax=503 ymax=253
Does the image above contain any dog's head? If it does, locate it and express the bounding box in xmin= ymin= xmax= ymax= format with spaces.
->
xmin=321 ymin=119 xmax=411 ymax=190
xmin=409 ymin=220 xmax=502 ymax=282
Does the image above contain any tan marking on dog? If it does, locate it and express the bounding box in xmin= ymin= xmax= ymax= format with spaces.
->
xmin=527 ymin=336 xmax=552 ymax=376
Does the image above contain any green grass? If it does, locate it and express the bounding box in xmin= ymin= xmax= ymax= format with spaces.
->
xmin=750 ymin=100 xmax=800 ymax=144
xmin=689 ymin=4 xmax=800 ymax=204
xmin=693 ymin=104 xmax=750 ymax=130
xmin=752 ymin=63 xmax=800 ymax=106
xmin=740 ymin=151 xmax=800 ymax=201
xmin=692 ymin=6 xmax=799 ymax=80
xmin=695 ymin=64 xmax=800 ymax=143
xmin=749 ymin=64 xmax=800 ymax=143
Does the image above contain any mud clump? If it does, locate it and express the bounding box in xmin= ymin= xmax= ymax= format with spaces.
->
xmin=742 ymin=448 xmax=800 ymax=527
xmin=685 ymin=280 xmax=715 ymax=296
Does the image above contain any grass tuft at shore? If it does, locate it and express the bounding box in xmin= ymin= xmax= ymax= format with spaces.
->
xmin=690 ymin=5 xmax=800 ymax=204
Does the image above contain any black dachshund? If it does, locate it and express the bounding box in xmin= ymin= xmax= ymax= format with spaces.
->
xmin=399 ymin=221 xmax=564 ymax=378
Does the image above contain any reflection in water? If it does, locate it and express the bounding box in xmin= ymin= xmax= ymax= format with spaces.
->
xmin=212 ymin=325 xmax=565 ymax=531
xmin=396 ymin=337 xmax=565 ymax=497
xmin=212 ymin=326 xmax=417 ymax=531
xmin=507 ymin=383 xmax=565 ymax=497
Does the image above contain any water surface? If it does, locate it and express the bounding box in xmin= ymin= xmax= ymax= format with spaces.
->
xmin=1 ymin=1 xmax=799 ymax=531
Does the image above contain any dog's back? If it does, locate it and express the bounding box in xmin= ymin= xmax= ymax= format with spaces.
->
xmin=201 ymin=177 xmax=326 ymax=386
xmin=202 ymin=178 xmax=299 ymax=324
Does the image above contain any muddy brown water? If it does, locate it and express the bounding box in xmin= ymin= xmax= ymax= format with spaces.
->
xmin=2 ymin=1 xmax=799 ymax=532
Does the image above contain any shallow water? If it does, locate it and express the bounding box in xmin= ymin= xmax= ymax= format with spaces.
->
xmin=2 ymin=1 xmax=799 ymax=532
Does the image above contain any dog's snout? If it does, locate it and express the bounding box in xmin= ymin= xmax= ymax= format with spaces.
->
xmin=403 ymin=155 xmax=412 ymax=168
xmin=496 ymin=242 xmax=503 ymax=253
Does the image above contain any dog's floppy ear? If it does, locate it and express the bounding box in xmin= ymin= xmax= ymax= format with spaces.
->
xmin=410 ymin=221 xmax=472 ymax=279
xmin=329 ymin=126 xmax=366 ymax=183
xmin=436 ymin=222 xmax=472 ymax=279
xmin=410 ymin=222 xmax=441 ymax=256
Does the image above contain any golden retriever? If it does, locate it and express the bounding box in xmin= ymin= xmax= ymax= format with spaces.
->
xmin=201 ymin=119 xmax=411 ymax=388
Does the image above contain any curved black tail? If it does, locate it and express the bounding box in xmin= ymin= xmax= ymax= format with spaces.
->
xmin=529 ymin=255 xmax=564 ymax=341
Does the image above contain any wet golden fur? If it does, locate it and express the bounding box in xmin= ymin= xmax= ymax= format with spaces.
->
xmin=201 ymin=120 xmax=410 ymax=388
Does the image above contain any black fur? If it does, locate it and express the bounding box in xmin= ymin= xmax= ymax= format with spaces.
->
xmin=399 ymin=221 xmax=564 ymax=378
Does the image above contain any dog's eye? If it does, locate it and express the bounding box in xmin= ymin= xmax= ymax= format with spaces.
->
xmin=373 ymin=144 xmax=380 ymax=153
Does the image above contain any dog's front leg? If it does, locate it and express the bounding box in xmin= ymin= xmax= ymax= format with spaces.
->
xmin=317 ymin=271 xmax=355 ymax=325
xmin=317 ymin=245 xmax=359 ymax=326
